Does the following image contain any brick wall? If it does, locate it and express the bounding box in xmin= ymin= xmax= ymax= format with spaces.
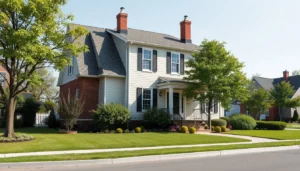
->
xmin=0 ymin=65 xmax=9 ymax=88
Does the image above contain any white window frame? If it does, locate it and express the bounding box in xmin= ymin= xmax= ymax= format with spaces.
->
xmin=142 ymin=88 xmax=152 ymax=111
xmin=142 ymin=48 xmax=152 ymax=72
xmin=75 ymin=89 xmax=79 ymax=100
xmin=68 ymin=57 xmax=74 ymax=75
xmin=171 ymin=52 xmax=180 ymax=74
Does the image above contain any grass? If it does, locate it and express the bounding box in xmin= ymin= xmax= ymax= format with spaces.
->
xmin=0 ymin=128 xmax=248 ymax=153
xmin=1 ymin=141 xmax=300 ymax=163
xmin=225 ymin=130 xmax=300 ymax=140
xmin=287 ymin=123 xmax=300 ymax=129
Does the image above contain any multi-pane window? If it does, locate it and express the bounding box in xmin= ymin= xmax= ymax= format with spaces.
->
xmin=171 ymin=53 xmax=179 ymax=73
xmin=143 ymin=49 xmax=152 ymax=71
xmin=0 ymin=72 xmax=6 ymax=86
xmin=142 ymin=89 xmax=151 ymax=110
xmin=68 ymin=57 xmax=74 ymax=75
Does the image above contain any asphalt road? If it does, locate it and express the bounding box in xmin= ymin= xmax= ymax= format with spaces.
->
xmin=1 ymin=150 xmax=300 ymax=171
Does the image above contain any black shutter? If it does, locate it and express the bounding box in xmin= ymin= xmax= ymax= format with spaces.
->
xmin=181 ymin=95 xmax=184 ymax=113
xmin=180 ymin=54 xmax=184 ymax=75
xmin=137 ymin=88 xmax=143 ymax=112
xmin=153 ymin=89 xmax=157 ymax=108
xmin=153 ymin=50 xmax=157 ymax=72
xmin=214 ymin=100 xmax=218 ymax=113
xmin=201 ymin=103 xmax=205 ymax=113
xmin=166 ymin=52 xmax=171 ymax=74
xmin=137 ymin=48 xmax=143 ymax=71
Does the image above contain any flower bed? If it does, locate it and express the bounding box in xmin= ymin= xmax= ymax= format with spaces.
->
xmin=0 ymin=134 xmax=34 ymax=143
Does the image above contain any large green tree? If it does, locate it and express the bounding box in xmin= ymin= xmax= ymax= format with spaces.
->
xmin=184 ymin=39 xmax=248 ymax=129
xmin=270 ymin=81 xmax=300 ymax=120
xmin=0 ymin=0 xmax=88 ymax=137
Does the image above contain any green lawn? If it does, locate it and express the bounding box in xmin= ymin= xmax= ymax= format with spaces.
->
xmin=287 ymin=123 xmax=300 ymax=129
xmin=1 ymin=141 xmax=300 ymax=163
xmin=225 ymin=130 xmax=300 ymax=140
xmin=0 ymin=128 xmax=248 ymax=153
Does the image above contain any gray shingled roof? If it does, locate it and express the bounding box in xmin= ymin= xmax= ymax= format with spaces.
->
xmin=253 ymin=77 xmax=274 ymax=90
xmin=254 ymin=75 xmax=300 ymax=92
xmin=108 ymin=29 xmax=198 ymax=52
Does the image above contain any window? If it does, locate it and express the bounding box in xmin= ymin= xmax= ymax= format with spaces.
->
xmin=68 ymin=57 xmax=74 ymax=75
xmin=142 ymin=89 xmax=151 ymax=110
xmin=75 ymin=89 xmax=79 ymax=100
xmin=171 ymin=53 xmax=180 ymax=74
xmin=142 ymin=49 xmax=152 ymax=71
xmin=0 ymin=72 xmax=6 ymax=86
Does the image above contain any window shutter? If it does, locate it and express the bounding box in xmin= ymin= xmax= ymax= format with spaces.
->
xmin=137 ymin=48 xmax=143 ymax=71
xmin=166 ymin=52 xmax=171 ymax=74
xmin=153 ymin=89 xmax=157 ymax=108
xmin=214 ymin=100 xmax=218 ymax=113
xmin=181 ymin=95 xmax=184 ymax=113
xmin=136 ymin=88 xmax=143 ymax=112
xmin=201 ymin=103 xmax=205 ymax=113
xmin=180 ymin=54 xmax=184 ymax=75
xmin=153 ymin=50 xmax=157 ymax=72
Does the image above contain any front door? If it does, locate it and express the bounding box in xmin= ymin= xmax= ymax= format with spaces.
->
xmin=167 ymin=93 xmax=180 ymax=114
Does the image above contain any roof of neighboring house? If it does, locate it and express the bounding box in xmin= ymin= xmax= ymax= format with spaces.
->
xmin=254 ymin=75 xmax=300 ymax=92
xmin=158 ymin=77 xmax=186 ymax=83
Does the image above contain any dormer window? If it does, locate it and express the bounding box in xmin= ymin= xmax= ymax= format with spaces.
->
xmin=142 ymin=49 xmax=152 ymax=71
xmin=68 ymin=57 xmax=74 ymax=75
xmin=171 ymin=52 xmax=180 ymax=74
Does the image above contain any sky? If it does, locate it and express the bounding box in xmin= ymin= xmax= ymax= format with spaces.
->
xmin=58 ymin=0 xmax=300 ymax=79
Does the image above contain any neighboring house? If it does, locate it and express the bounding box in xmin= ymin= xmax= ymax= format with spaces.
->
xmin=0 ymin=65 xmax=8 ymax=125
xmin=57 ymin=7 xmax=225 ymax=130
xmin=243 ymin=70 xmax=300 ymax=121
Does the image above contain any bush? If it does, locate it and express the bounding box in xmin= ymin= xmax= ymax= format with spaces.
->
xmin=211 ymin=126 xmax=214 ymax=131
xmin=44 ymin=100 xmax=55 ymax=111
xmin=135 ymin=127 xmax=142 ymax=133
xmin=211 ymin=119 xmax=227 ymax=127
xmin=181 ymin=126 xmax=188 ymax=133
xmin=204 ymin=125 xmax=208 ymax=129
xmin=110 ymin=130 xmax=116 ymax=134
xmin=47 ymin=109 xmax=58 ymax=128
xmin=256 ymin=121 xmax=287 ymax=130
xmin=214 ymin=126 xmax=221 ymax=133
xmin=221 ymin=126 xmax=227 ymax=132
xmin=124 ymin=129 xmax=130 ymax=133
xmin=14 ymin=117 xmax=23 ymax=128
xmin=116 ymin=128 xmax=123 ymax=133
xmin=104 ymin=129 xmax=109 ymax=133
xmin=292 ymin=110 xmax=299 ymax=122
xmin=189 ymin=127 xmax=196 ymax=134
xmin=21 ymin=98 xmax=40 ymax=127
xmin=229 ymin=114 xmax=256 ymax=130
xmin=93 ymin=104 xmax=130 ymax=130
xmin=220 ymin=117 xmax=230 ymax=127
xmin=143 ymin=108 xmax=171 ymax=129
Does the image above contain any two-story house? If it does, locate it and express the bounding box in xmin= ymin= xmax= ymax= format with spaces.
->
xmin=57 ymin=7 xmax=225 ymax=130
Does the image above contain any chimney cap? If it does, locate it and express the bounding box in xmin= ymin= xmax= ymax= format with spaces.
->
xmin=184 ymin=15 xmax=188 ymax=20
xmin=120 ymin=7 xmax=126 ymax=13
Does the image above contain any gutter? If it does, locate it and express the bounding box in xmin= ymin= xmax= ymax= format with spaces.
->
xmin=77 ymin=74 xmax=126 ymax=78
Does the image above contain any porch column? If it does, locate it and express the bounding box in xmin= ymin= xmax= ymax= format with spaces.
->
xmin=168 ymin=87 xmax=173 ymax=115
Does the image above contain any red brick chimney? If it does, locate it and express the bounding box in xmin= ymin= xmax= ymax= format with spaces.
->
xmin=283 ymin=70 xmax=289 ymax=81
xmin=116 ymin=7 xmax=128 ymax=34
xmin=180 ymin=15 xmax=192 ymax=43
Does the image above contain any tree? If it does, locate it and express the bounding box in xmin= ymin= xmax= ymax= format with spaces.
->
xmin=292 ymin=110 xmax=299 ymax=122
xmin=292 ymin=70 xmax=300 ymax=76
xmin=184 ymin=39 xmax=249 ymax=129
xmin=21 ymin=97 xmax=40 ymax=127
xmin=244 ymin=88 xmax=273 ymax=120
xmin=270 ymin=81 xmax=300 ymax=120
xmin=0 ymin=0 xmax=88 ymax=137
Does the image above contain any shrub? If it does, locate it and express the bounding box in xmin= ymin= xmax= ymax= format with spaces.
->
xmin=93 ymin=104 xmax=130 ymax=130
xmin=124 ymin=129 xmax=130 ymax=133
xmin=256 ymin=121 xmax=287 ymax=130
xmin=110 ymin=130 xmax=116 ymax=134
xmin=169 ymin=124 xmax=180 ymax=132
xmin=204 ymin=125 xmax=208 ymax=129
xmin=143 ymin=108 xmax=171 ymax=129
xmin=21 ymin=98 xmax=40 ymax=127
xmin=44 ymin=100 xmax=55 ymax=111
xmin=211 ymin=126 xmax=214 ymax=131
xmin=211 ymin=119 xmax=227 ymax=127
xmin=140 ymin=126 xmax=145 ymax=132
xmin=14 ymin=117 xmax=23 ymax=128
xmin=47 ymin=109 xmax=58 ymax=128
xmin=116 ymin=128 xmax=123 ymax=133
xmin=220 ymin=117 xmax=230 ymax=127
xmin=181 ymin=126 xmax=188 ymax=133
xmin=229 ymin=114 xmax=256 ymax=130
xmin=189 ymin=127 xmax=196 ymax=134
xmin=214 ymin=126 xmax=221 ymax=133
xmin=104 ymin=129 xmax=109 ymax=133
xmin=292 ymin=110 xmax=299 ymax=122
xmin=221 ymin=126 xmax=227 ymax=132
xmin=135 ymin=127 xmax=142 ymax=133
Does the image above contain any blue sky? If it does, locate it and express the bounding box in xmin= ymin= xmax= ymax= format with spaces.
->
xmin=59 ymin=0 xmax=300 ymax=78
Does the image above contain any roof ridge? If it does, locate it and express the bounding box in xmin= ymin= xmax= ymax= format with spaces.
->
xmin=69 ymin=23 xmax=108 ymax=30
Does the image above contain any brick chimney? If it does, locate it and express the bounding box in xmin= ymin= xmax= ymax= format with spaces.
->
xmin=180 ymin=15 xmax=192 ymax=43
xmin=283 ymin=70 xmax=289 ymax=81
xmin=116 ymin=7 xmax=128 ymax=34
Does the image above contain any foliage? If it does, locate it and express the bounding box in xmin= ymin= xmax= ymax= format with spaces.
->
xmin=292 ymin=110 xmax=299 ymax=122
xmin=244 ymin=88 xmax=273 ymax=120
xmin=58 ymin=94 xmax=84 ymax=131
xmin=256 ymin=121 xmax=287 ymax=130
xmin=169 ymin=124 xmax=180 ymax=132
xmin=44 ymin=100 xmax=56 ymax=111
xmin=204 ymin=125 xmax=208 ymax=129
xmin=211 ymin=126 xmax=214 ymax=131
xmin=116 ymin=128 xmax=123 ymax=134
xmin=220 ymin=117 xmax=230 ymax=127
xmin=47 ymin=109 xmax=58 ymax=129
xmin=229 ymin=114 xmax=256 ymax=130
xmin=0 ymin=134 xmax=34 ymax=142
xmin=189 ymin=127 xmax=196 ymax=134
xmin=270 ymin=81 xmax=300 ymax=120
xmin=124 ymin=129 xmax=130 ymax=133
xmin=92 ymin=104 xmax=130 ymax=130
xmin=184 ymin=39 xmax=249 ymax=128
xmin=211 ymin=119 xmax=227 ymax=127
xmin=143 ymin=108 xmax=171 ymax=129
xmin=0 ymin=0 xmax=89 ymax=137
xmin=292 ymin=70 xmax=300 ymax=76
xmin=21 ymin=98 xmax=40 ymax=127
xmin=181 ymin=126 xmax=188 ymax=133
xmin=135 ymin=127 xmax=142 ymax=133
xmin=214 ymin=126 xmax=222 ymax=133
xmin=14 ymin=117 xmax=23 ymax=128
xmin=221 ymin=126 xmax=227 ymax=132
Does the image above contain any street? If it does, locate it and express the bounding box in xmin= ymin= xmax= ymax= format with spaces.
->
xmin=1 ymin=149 xmax=299 ymax=171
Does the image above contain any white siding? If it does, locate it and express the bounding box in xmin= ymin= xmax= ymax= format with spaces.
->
xmin=105 ymin=77 xmax=125 ymax=105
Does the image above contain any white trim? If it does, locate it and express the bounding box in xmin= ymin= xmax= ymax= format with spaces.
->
xmin=142 ymin=88 xmax=152 ymax=111
xmin=142 ymin=48 xmax=153 ymax=72
xmin=68 ymin=57 xmax=74 ymax=75
xmin=104 ymin=77 xmax=107 ymax=104
xmin=171 ymin=52 xmax=180 ymax=74
xmin=127 ymin=46 xmax=130 ymax=109
xmin=77 ymin=74 xmax=126 ymax=78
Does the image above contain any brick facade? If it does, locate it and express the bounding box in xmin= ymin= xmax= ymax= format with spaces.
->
xmin=0 ymin=65 xmax=9 ymax=88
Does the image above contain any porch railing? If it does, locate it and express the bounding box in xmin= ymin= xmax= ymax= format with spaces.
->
xmin=161 ymin=108 xmax=184 ymax=127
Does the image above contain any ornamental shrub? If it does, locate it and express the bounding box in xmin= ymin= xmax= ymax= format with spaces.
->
xmin=143 ymin=108 xmax=171 ymax=129
xmin=220 ymin=117 xmax=230 ymax=127
xmin=221 ymin=126 xmax=227 ymax=132
xmin=116 ymin=128 xmax=123 ymax=133
xmin=124 ymin=129 xmax=130 ymax=133
xmin=21 ymin=98 xmax=40 ymax=127
xmin=292 ymin=110 xmax=299 ymax=122
xmin=229 ymin=114 xmax=256 ymax=130
xmin=189 ymin=127 xmax=196 ymax=134
xmin=214 ymin=126 xmax=221 ymax=133
xmin=47 ymin=109 xmax=58 ymax=128
xmin=135 ymin=127 xmax=142 ymax=133
xmin=181 ymin=126 xmax=188 ymax=133
xmin=211 ymin=126 xmax=214 ymax=131
xmin=211 ymin=119 xmax=227 ymax=127
xmin=256 ymin=121 xmax=287 ymax=130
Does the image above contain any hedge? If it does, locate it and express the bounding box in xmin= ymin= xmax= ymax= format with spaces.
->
xmin=256 ymin=121 xmax=287 ymax=130
xmin=229 ymin=114 xmax=256 ymax=130
xmin=220 ymin=117 xmax=230 ymax=127
xmin=211 ymin=119 xmax=227 ymax=127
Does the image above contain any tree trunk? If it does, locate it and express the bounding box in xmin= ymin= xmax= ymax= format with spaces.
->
xmin=208 ymin=99 xmax=212 ymax=131
xmin=3 ymin=97 xmax=16 ymax=137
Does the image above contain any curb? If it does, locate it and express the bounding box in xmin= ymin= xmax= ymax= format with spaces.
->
xmin=0 ymin=145 xmax=299 ymax=169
